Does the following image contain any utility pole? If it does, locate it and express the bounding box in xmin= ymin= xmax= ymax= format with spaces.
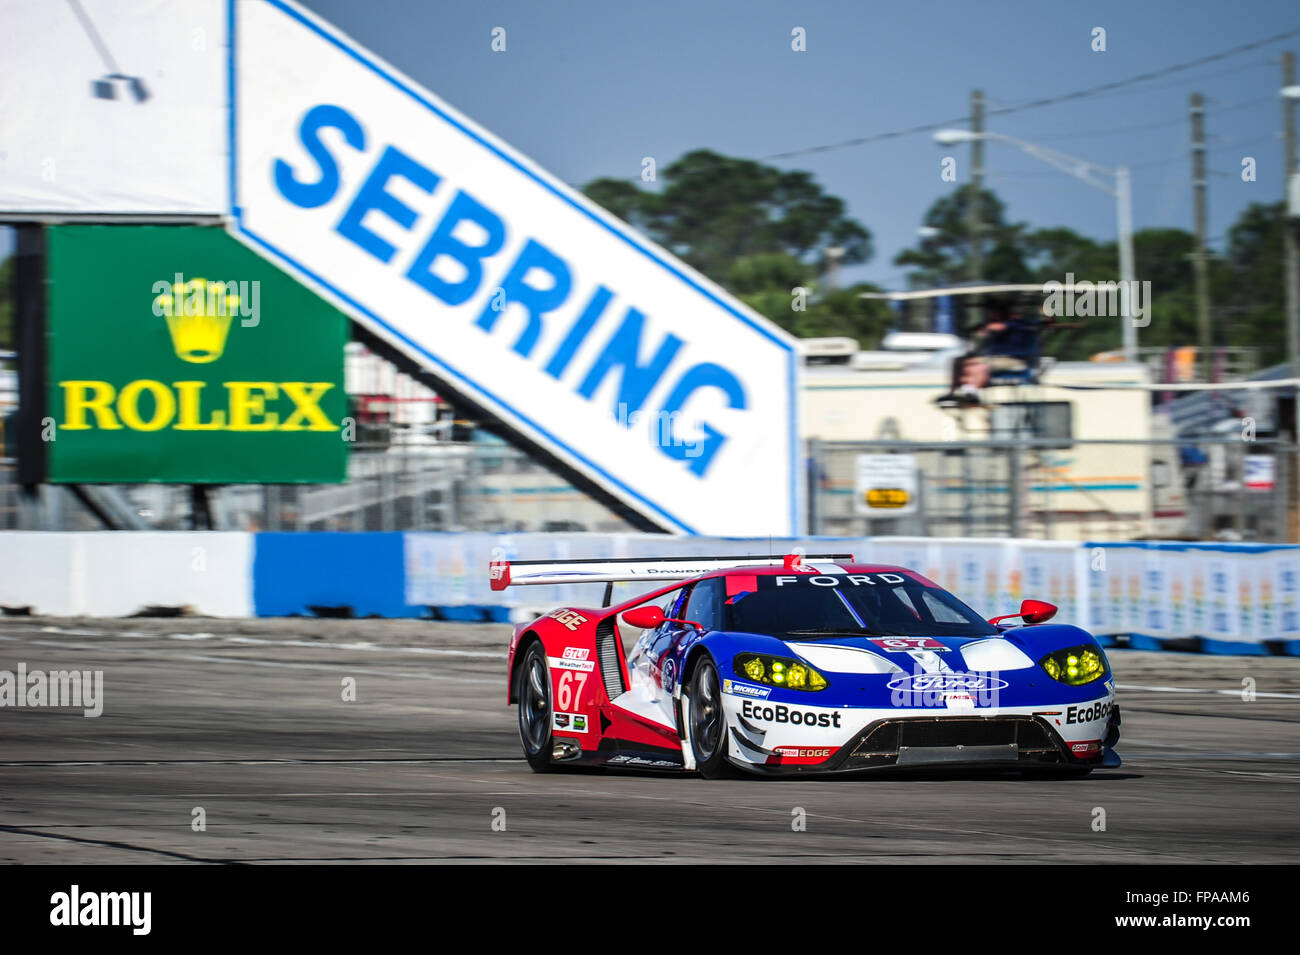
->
xmin=1116 ymin=165 xmax=1138 ymax=361
xmin=823 ymin=245 xmax=845 ymax=291
xmin=968 ymin=89 xmax=985 ymax=282
xmin=1284 ymin=52 xmax=1299 ymax=378
xmin=966 ymin=89 xmax=985 ymax=336
xmin=1190 ymin=92 xmax=1213 ymax=380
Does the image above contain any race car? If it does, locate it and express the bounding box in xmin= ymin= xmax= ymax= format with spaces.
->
xmin=494 ymin=552 xmax=1121 ymax=778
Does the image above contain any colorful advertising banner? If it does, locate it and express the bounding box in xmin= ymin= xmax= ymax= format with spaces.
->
xmin=44 ymin=225 xmax=347 ymax=483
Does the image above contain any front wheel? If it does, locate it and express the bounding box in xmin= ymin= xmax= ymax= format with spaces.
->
xmin=516 ymin=643 xmax=554 ymax=773
xmin=687 ymin=655 xmax=733 ymax=779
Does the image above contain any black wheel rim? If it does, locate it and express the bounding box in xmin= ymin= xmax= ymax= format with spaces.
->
xmin=519 ymin=652 xmax=550 ymax=755
xmin=691 ymin=661 xmax=722 ymax=761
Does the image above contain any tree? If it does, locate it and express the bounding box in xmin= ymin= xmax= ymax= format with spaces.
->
xmin=583 ymin=150 xmax=872 ymax=280
xmin=719 ymin=252 xmax=893 ymax=343
xmin=1021 ymin=226 xmax=1204 ymax=358
xmin=893 ymin=185 xmax=1030 ymax=286
xmin=1218 ymin=202 xmax=1288 ymax=353
xmin=583 ymin=150 xmax=888 ymax=344
xmin=1022 ymin=227 xmax=1114 ymax=282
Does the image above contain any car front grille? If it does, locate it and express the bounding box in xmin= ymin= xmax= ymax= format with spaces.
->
xmin=846 ymin=716 xmax=1063 ymax=766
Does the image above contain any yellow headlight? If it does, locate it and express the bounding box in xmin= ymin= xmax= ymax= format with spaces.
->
xmin=1079 ymin=650 xmax=1103 ymax=678
xmin=1039 ymin=645 xmax=1108 ymax=686
xmin=732 ymin=654 xmax=828 ymax=692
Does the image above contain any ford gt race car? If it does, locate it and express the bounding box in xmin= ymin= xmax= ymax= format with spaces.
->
xmin=494 ymin=553 xmax=1121 ymax=778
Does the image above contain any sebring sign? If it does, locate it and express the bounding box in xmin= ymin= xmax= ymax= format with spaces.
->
xmin=231 ymin=0 xmax=801 ymax=535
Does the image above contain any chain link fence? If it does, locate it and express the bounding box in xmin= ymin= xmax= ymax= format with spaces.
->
xmin=0 ymin=440 xmax=637 ymax=533
xmin=2 ymin=435 xmax=1295 ymax=543
xmin=809 ymin=437 xmax=1297 ymax=542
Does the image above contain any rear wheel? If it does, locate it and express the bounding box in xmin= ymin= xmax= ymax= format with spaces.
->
xmin=516 ymin=643 xmax=554 ymax=773
xmin=688 ymin=655 xmax=732 ymax=779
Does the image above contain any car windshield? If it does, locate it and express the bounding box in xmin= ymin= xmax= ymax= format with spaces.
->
xmin=720 ymin=572 xmax=998 ymax=638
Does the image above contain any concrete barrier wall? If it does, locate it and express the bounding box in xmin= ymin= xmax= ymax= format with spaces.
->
xmin=0 ymin=531 xmax=254 ymax=617
xmin=0 ymin=531 xmax=1295 ymax=653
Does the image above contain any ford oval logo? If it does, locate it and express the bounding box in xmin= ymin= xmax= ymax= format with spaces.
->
xmin=886 ymin=673 xmax=1009 ymax=693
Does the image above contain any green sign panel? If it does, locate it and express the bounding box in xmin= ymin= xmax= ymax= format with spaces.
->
xmin=46 ymin=225 xmax=348 ymax=483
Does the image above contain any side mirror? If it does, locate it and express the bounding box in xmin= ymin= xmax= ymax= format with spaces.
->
xmin=988 ymin=598 xmax=1058 ymax=627
xmin=1020 ymin=599 xmax=1057 ymax=624
xmin=621 ymin=605 xmax=665 ymax=629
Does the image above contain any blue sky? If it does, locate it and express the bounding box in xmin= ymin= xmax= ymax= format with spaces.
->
xmin=294 ymin=0 xmax=1299 ymax=288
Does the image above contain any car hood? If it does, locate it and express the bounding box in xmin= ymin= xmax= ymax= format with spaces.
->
xmin=776 ymin=634 xmax=1038 ymax=676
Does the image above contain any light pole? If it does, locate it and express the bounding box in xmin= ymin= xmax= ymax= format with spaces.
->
xmin=1281 ymin=78 xmax=1299 ymax=379
xmin=823 ymin=245 xmax=846 ymax=291
xmin=933 ymin=128 xmax=1138 ymax=362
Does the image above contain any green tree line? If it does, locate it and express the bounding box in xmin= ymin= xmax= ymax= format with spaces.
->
xmin=584 ymin=149 xmax=1292 ymax=362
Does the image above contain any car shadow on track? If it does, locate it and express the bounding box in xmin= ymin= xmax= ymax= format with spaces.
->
xmin=525 ymin=765 xmax=1144 ymax=782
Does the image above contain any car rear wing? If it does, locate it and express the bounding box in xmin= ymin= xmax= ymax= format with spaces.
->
xmin=489 ymin=553 xmax=855 ymax=591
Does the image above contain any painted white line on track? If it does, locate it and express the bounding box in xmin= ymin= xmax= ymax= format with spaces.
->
xmin=1124 ymin=752 xmax=1300 ymax=759
xmin=1223 ymin=770 xmax=1300 ymax=779
xmin=0 ymin=635 xmax=498 ymax=683
xmin=1117 ymin=682 xmax=1300 ymax=700
xmin=3 ymin=627 xmax=506 ymax=659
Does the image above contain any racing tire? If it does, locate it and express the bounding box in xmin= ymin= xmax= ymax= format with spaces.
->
xmin=687 ymin=655 xmax=734 ymax=779
xmin=516 ymin=642 xmax=555 ymax=773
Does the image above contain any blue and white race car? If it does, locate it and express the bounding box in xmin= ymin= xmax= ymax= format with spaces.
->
xmin=497 ymin=553 xmax=1121 ymax=778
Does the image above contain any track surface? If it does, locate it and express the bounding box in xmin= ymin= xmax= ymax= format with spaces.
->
xmin=1 ymin=617 xmax=1297 ymax=864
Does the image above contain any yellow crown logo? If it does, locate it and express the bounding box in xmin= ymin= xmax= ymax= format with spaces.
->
xmin=154 ymin=278 xmax=239 ymax=363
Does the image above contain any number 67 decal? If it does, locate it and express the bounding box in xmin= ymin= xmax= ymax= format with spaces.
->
xmin=557 ymin=671 xmax=588 ymax=710
xmin=869 ymin=637 xmax=947 ymax=652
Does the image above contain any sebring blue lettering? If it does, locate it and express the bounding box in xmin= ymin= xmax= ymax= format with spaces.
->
xmin=405 ymin=189 xmax=506 ymax=305
xmin=271 ymin=104 xmax=758 ymax=481
xmin=274 ymin=104 xmax=365 ymax=209
xmin=475 ymin=238 xmax=573 ymax=358
xmin=336 ymin=145 xmax=440 ymax=263
xmin=577 ymin=308 xmax=683 ymax=421
xmin=544 ymin=285 xmax=615 ymax=380
xmin=659 ymin=363 xmax=747 ymax=476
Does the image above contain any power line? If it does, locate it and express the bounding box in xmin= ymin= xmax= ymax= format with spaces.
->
xmin=759 ymin=26 xmax=1300 ymax=162
xmin=1029 ymin=93 xmax=1275 ymax=143
xmin=984 ymin=30 xmax=1299 ymax=119
xmin=761 ymin=114 xmax=968 ymax=161
xmin=997 ymin=57 xmax=1274 ymax=113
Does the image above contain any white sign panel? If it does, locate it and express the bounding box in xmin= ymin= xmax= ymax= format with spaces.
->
xmin=1244 ymin=454 xmax=1275 ymax=491
xmin=231 ymin=0 xmax=800 ymax=535
xmin=0 ymin=0 xmax=226 ymax=214
xmin=853 ymin=454 xmax=918 ymax=516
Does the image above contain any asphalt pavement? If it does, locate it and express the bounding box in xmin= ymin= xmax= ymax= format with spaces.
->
xmin=1 ymin=616 xmax=1296 ymax=864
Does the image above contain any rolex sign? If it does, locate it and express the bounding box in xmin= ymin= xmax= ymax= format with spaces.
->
xmin=43 ymin=225 xmax=348 ymax=483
